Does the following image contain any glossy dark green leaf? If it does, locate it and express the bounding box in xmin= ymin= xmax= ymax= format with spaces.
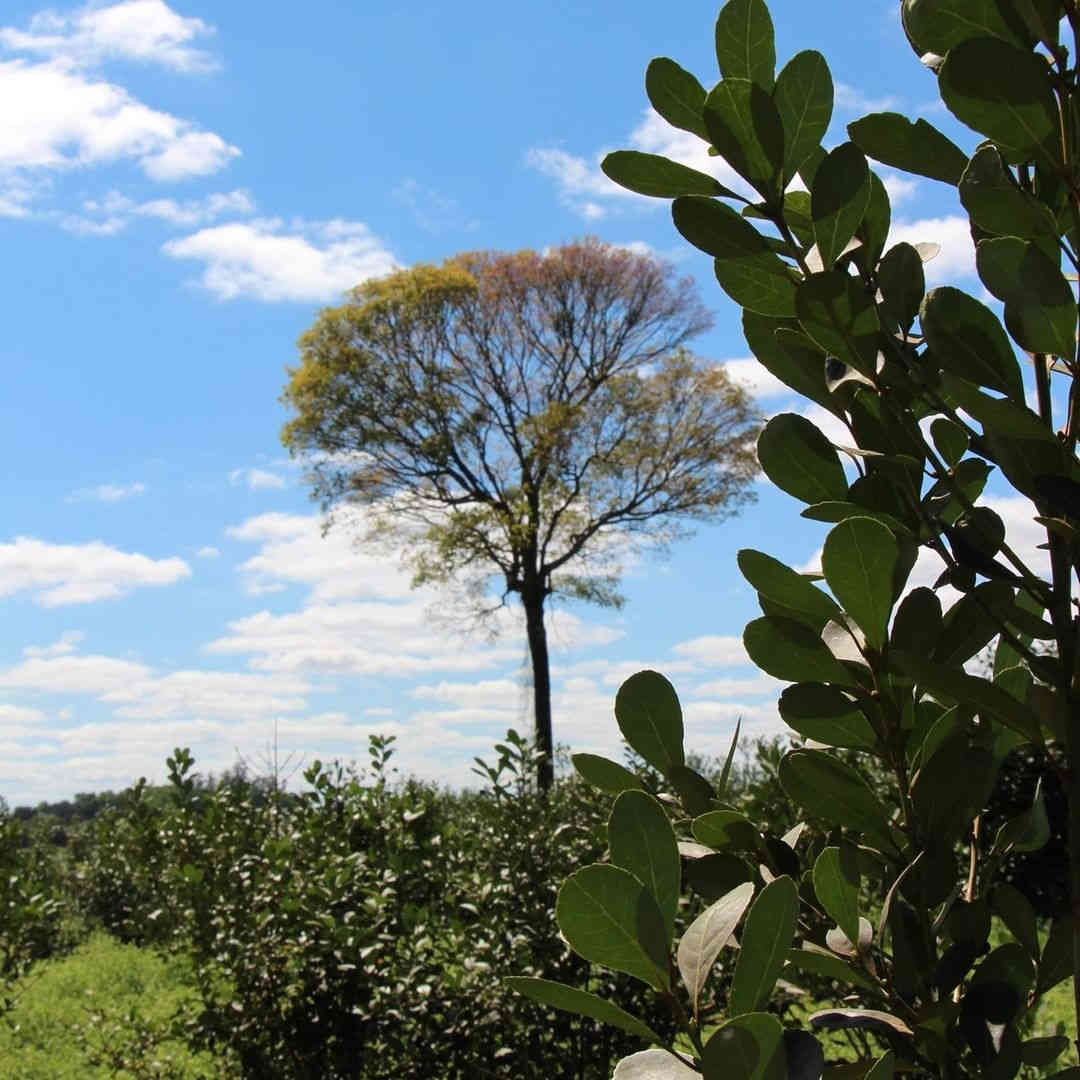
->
xmin=847 ymin=112 xmax=968 ymax=185
xmin=730 ymin=875 xmax=799 ymax=1013
xmin=930 ymin=418 xmax=968 ymax=467
xmin=813 ymin=845 xmax=860 ymax=946
xmin=678 ymin=880 xmax=755 ymax=1014
xmin=702 ymin=1012 xmax=785 ymax=1080
xmin=686 ymin=852 xmax=753 ymax=902
xmin=795 ymin=271 xmax=881 ymax=377
xmin=976 ymin=237 xmax=1077 ymax=358
xmin=672 ymin=196 xmax=797 ymax=316
xmin=601 ymin=151 xmax=738 ymax=199
xmin=614 ymin=670 xmax=685 ymax=773
xmin=959 ymin=144 xmax=1058 ymax=239
xmin=693 ymin=810 xmax=761 ymax=853
xmin=876 ymin=243 xmax=924 ymax=332
xmin=571 ymin=753 xmax=642 ymax=793
xmin=911 ymin=730 xmax=998 ymax=843
xmin=714 ymin=0 xmax=775 ymax=88
xmin=940 ymin=38 xmax=1060 ymax=166
xmin=969 ymin=943 xmax=1036 ymax=1023
xmin=902 ymin=0 xmax=1031 ymax=53
xmin=893 ymin=652 xmax=1042 ymax=743
xmin=822 ymin=517 xmax=898 ymax=650
xmin=855 ymin=172 xmax=891 ymax=274
xmin=505 ymin=977 xmax=661 ymax=1042
xmin=773 ymin=50 xmax=832 ymax=186
xmin=744 ymin=616 xmax=855 ymax=687
xmin=757 ymin=413 xmax=848 ymax=504
xmin=811 ymin=143 xmax=871 ymax=270
xmin=738 ymin=549 xmax=841 ymax=623
xmin=992 ymin=778 xmax=1051 ymax=855
xmin=666 ymin=763 xmax=716 ymax=817
xmin=933 ymin=581 xmax=1015 ymax=667
xmin=920 ymin=287 xmax=1023 ymax=401
xmin=704 ymin=78 xmax=785 ymax=197
xmin=742 ymin=313 xmax=840 ymax=416
xmin=784 ymin=946 xmax=878 ymax=992
xmin=891 ymin=587 xmax=942 ymax=657
xmin=779 ymin=749 xmax=894 ymax=848
xmin=556 ymin=864 xmax=670 ymax=989
xmin=646 ymin=57 xmax=710 ymax=141
xmin=609 ymin=789 xmax=681 ymax=942
xmin=779 ymin=682 xmax=877 ymax=749
xmin=783 ymin=1031 xmax=824 ymax=1080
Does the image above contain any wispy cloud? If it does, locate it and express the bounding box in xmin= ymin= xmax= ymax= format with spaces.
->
xmin=62 ymin=188 xmax=254 ymax=234
xmin=834 ymin=81 xmax=899 ymax=113
xmin=391 ymin=178 xmax=476 ymax=234
xmin=196 ymin=545 xmax=220 ymax=558
xmin=164 ymin=218 xmax=398 ymax=302
xmin=230 ymin=467 xmax=287 ymax=491
xmin=66 ymin=480 xmax=146 ymax=502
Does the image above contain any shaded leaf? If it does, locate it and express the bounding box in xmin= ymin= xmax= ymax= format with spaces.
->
xmin=646 ymin=57 xmax=709 ymax=141
xmin=891 ymin=587 xmax=942 ymax=657
xmin=847 ymin=112 xmax=968 ymax=185
xmin=602 ymin=150 xmax=741 ymax=199
xmin=686 ymin=852 xmax=754 ymax=903
xmin=703 ymin=1013 xmax=785 ymax=1080
xmin=506 ymin=977 xmax=661 ymax=1042
xmin=796 ymin=271 xmax=880 ymax=377
xmin=693 ymin=809 xmax=761 ymax=852
xmin=784 ymin=1030 xmax=825 ymax=1080
xmin=814 ymin=845 xmax=861 ymax=947
xmin=876 ymin=243 xmax=924 ymax=332
xmin=784 ymin=946 xmax=878 ymax=993
xmin=556 ymin=864 xmax=670 ymax=989
xmin=821 ymin=516 xmax=898 ymax=650
xmin=991 ymin=884 xmax=1039 ymax=959
xmin=615 ymin=670 xmax=685 ymax=773
xmin=742 ymin=314 xmax=841 ymax=416
xmin=811 ymin=143 xmax=871 ymax=270
xmin=808 ymin=1010 xmax=913 ymax=1038
xmin=757 ymin=413 xmax=847 ymax=504
xmin=959 ymin=144 xmax=1057 ymax=239
xmin=1038 ymin=915 xmax=1074 ymax=992
xmin=714 ymin=0 xmax=775 ymax=88
xmin=704 ymin=78 xmax=785 ymax=196
xmin=903 ymin=0 xmax=1033 ymax=53
xmin=738 ymin=548 xmax=842 ymax=623
xmin=666 ymin=763 xmax=716 ymax=817
xmin=572 ymin=753 xmax=642 ymax=793
xmin=730 ymin=876 xmax=800 ymax=1014
xmin=744 ymin=616 xmax=856 ymax=687
xmin=778 ymin=682 xmax=878 ymax=750
xmin=930 ymin=418 xmax=968 ymax=468
xmin=773 ymin=50 xmax=832 ymax=186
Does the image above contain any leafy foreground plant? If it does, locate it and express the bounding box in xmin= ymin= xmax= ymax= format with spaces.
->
xmin=514 ymin=0 xmax=1080 ymax=1076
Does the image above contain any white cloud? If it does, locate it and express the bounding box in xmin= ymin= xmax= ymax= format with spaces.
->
xmin=834 ymin=82 xmax=899 ymax=113
xmin=0 ymin=536 xmax=190 ymax=606
xmin=0 ymin=1 xmax=217 ymax=73
xmin=163 ymin=218 xmax=398 ymax=302
xmin=196 ymin=545 xmax=220 ymax=558
xmin=391 ymin=178 xmax=475 ymax=233
xmin=65 ymin=187 xmax=254 ymax=233
xmin=66 ymin=480 xmax=146 ymax=502
xmin=880 ymin=172 xmax=919 ymax=205
xmin=230 ymin=467 xmax=287 ymax=491
xmin=0 ymin=58 xmax=238 ymax=183
xmin=0 ymin=653 xmax=151 ymax=694
xmin=722 ymin=357 xmax=792 ymax=400
xmin=527 ymin=107 xmax=750 ymax=220
xmin=22 ymin=630 xmax=85 ymax=658
xmin=670 ymin=634 xmax=749 ymax=667
xmin=888 ymin=215 xmax=975 ymax=283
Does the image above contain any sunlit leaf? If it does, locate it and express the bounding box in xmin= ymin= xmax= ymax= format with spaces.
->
xmin=847 ymin=112 xmax=967 ymax=185
xmin=730 ymin=876 xmax=799 ymax=1013
xmin=678 ymin=881 xmax=755 ymax=1015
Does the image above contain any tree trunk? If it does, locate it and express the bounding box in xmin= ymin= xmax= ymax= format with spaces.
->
xmin=522 ymin=589 xmax=554 ymax=794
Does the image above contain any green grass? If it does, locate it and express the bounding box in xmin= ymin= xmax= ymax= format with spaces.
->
xmin=0 ymin=932 xmax=230 ymax=1080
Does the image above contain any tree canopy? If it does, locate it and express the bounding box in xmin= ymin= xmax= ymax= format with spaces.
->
xmin=282 ymin=238 xmax=761 ymax=790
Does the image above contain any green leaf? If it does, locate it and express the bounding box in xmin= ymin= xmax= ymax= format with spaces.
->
xmin=959 ymin=144 xmax=1058 ymax=240
xmin=903 ymin=0 xmax=1033 ymax=53
xmin=717 ymin=717 xmax=741 ymax=800
xmin=646 ymin=57 xmax=709 ymax=141
xmin=505 ymin=977 xmax=661 ymax=1042
xmin=742 ymin=314 xmax=841 ymax=416
xmin=703 ymin=1013 xmax=785 ymax=1080
xmin=773 ymin=50 xmax=832 ymax=187
xmin=992 ymin=778 xmax=1051 ymax=855
xmin=672 ymin=196 xmax=797 ymax=316
xmin=795 ymin=271 xmax=881 ymax=378
xmin=847 ymin=112 xmax=968 ymax=185
xmin=920 ymin=287 xmax=1024 ymax=401
xmin=602 ymin=150 xmax=740 ymax=199
xmin=783 ymin=1031 xmax=825 ymax=1080
xmin=893 ymin=651 xmax=1042 ymax=743
xmin=693 ymin=810 xmax=761 ymax=853
xmin=856 ymin=172 xmax=891 ymax=273
xmin=744 ymin=616 xmax=856 ymax=687
xmin=614 ymin=1050 xmax=700 ymax=1079
xmin=930 ymin=418 xmax=968 ymax=468
xmin=813 ymin=845 xmax=861 ymax=947
xmin=811 ymin=143 xmax=871 ymax=270
xmin=779 ymin=749 xmax=895 ymax=849
xmin=976 ymin=237 xmax=1077 ymax=358
xmin=571 ymin=753 xmax=642 ymax=793
xmin=614 ymin=670 xmax=685 ymax=773
xmin=779 ymin=683 xmax=878 ymax=749
xmin=730 ymin=876 xmax=799 ymax=1014
xmin=1021 ymin=1037 xmax=1070 ymax=1069
xmin=678 ymin=881 xmax=756 ymax=1015
xmin=865 ymin=1052 xmax=895 ymax=1080
xmin=784 ymin=946 xmax=878 ymax=993
xmin=991 ymin=884 xmax=1039 ymax=959
xmin=911 ymin=730 xmax=998 ymax=844
xmin=685 ymin=852 xmax=753 ymax=902
xmin=939 ymin=38 xmax=1060 ymax=167
xmin=714 ymin=0 xmax=775 ymax=87
xmin=821 ymin=517 xmax=899 ymax=651
xmin=704 ymin=78 xmax=785 ymax=197
xmin=609 ymin=790 xmax=682 ymax=942
xmin=666 ymin=763 xmax=716 ymax=817
xmin=876 ymin=243 xmax=924 ymax=333
xmin=969 ymin=943 xmax=1036 ymax=1023
xmin=1038 ymin=915 xmax=1074 ymax=992
xmin=556 ymin=864 xmax=670 ymax=990
xmin=738 ymin=549 xmax=841 ymax=623
xmin=757 ymin=413 xmax=848 ymax=504
xmin=891 ymin=587 xmax=942 ymax=657
xmin=932 ymin=581 xmax=1015 ymax=667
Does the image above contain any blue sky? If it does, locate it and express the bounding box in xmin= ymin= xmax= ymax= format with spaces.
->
xmin=0 ymin=0 xmax=1048 ymax=805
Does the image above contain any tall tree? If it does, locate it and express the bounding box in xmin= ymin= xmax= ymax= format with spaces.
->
xmin=281 ymin=238 xmax=760 ymax=791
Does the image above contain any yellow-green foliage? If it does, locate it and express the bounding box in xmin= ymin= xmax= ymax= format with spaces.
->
xmin=0 ymin=932 xmax=231 ymax=1080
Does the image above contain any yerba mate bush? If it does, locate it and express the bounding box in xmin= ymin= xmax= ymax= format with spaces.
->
xmin=516 ymin=0 xmax=1080 ymax=1076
